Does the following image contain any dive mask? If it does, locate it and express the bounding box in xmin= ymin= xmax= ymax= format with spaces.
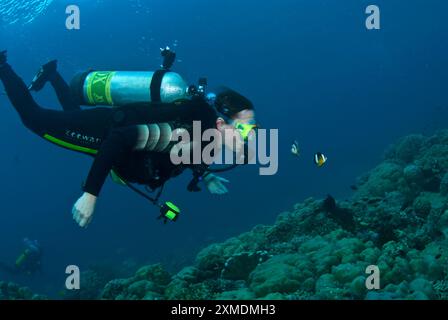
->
xmin=233 ymin=121 xmax=258 ymax=141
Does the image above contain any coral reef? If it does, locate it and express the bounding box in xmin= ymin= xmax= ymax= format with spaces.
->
xmin=0 ymin=281 xmax=46 ymax=300
xmin=97 ymin=130 xmax=448 ymax=300
xmin=101 ymin=264 xmax=170 ymax=300
xmin=63 ymin=261 xmax=137 ymax=300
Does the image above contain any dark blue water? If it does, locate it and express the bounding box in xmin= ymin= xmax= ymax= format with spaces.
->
xmin=0 ymin=0 xmax=447 ymax=297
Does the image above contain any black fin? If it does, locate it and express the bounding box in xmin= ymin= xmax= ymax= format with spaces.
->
xmin=0 ymin=50 xmax=7 ymax=66
xmin=28 ymin=60 xmax=57 ymax=91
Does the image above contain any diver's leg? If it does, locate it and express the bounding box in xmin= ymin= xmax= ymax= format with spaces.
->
xmin=28 ymin=59 xmax=57 ymax=92
xmin=50 ymin=71 xmax=81 ymax=111
xmin=28 ymin=59 xmax=80 ymax=111
xmin=0 ymin=60 xmax=41 ymax=125
xmin=0 ymin=55 xmax=112 ymax=154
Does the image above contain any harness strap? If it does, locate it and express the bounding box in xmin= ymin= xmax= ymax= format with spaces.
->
xmin=150 ymin=70 xmax=169 ymax=103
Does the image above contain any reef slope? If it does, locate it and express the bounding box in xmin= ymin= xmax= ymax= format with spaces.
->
xmin=100 ymin=130 xmax=448 ymax=300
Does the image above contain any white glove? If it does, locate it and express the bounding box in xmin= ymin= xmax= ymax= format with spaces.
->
xmin=204 ymin=174 xmax=230 ymax=195
xmin=72 ymin=192 xmax=97 ymax=228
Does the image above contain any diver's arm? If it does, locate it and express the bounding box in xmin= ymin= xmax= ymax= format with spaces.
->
xmin=72 ymin=122 xmax=186 ymax=228
xmin=84 ymin=126 xmax=142 ymax=196
xmin=73 ymin=125 xmax=144 ymax=228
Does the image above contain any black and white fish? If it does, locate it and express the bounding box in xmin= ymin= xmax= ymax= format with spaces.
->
xmin=314 ymin=152 xmax=328 ymax=167
xmin=291 ymin=140 xmax=300 ymax=157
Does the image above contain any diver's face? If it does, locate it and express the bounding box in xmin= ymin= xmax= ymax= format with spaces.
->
xmin=232 ymin=109 xmax=256 ymax=125
xmin=216 ymin=118 xmax=245 ymax=155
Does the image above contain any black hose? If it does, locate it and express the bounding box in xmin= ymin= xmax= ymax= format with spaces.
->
xmin=205 ymin=164 xmax=239 ymax=173
xmin=125 ymin=182 xmax=164 ymax=207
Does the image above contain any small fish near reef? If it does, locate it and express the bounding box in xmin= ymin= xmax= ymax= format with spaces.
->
xmin=291 ymin=140 xmax=300 ymax=157
xmin=314 ymin=152 xmax=328 ymax=167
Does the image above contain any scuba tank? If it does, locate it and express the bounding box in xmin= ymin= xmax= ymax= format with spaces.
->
xmin=15 ymin=249 xmax=30 ymax=267
xmin=70 ymin=70 xmax=190 ymax=107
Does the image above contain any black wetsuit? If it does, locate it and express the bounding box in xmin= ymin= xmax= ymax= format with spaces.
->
xmin=0 ymin=63 xmax=217 ymax=196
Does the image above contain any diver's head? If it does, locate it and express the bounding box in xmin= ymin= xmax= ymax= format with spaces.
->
xmin=212 ymin=88 xmax=257 ymax=155
xmin=214 ymin=87 xmax=255 ymax=123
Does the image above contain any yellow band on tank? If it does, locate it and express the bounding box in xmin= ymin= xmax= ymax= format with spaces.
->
xmin=86 ymin=71 xmax=115 ymax=105
xmin=15 ymin=253 xmax=27 ymax=266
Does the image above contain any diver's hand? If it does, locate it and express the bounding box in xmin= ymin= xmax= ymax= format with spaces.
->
xmin=204 ymin=174 xmax=230 ymax=195
xmin=72 ymin=192 xmax=97 ymax=228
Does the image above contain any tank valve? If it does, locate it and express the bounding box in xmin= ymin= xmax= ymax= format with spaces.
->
xmin=160 ymin=46 xmax=176 ymax=70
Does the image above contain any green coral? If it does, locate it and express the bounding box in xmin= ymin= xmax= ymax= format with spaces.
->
xmin=221 ymin=251 xmax=270 ymax=281
xmin=385 ymin=134 xmax=425 ymax=163
xmin=0 ymin=281 xmax=46 ymax=300
xmin=134 ymin=264 xmax=171 ymax=286
xmin=215 ymin=288 xmax=255 ymax=300
xmin=101 ymin=264 xmax=171 ymax=300
xmin=355 ymin=162 xmax=405 ymax=198
xmin=248 ymin=254 xmax=312 ymax=298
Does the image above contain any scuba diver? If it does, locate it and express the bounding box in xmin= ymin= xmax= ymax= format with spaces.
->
xmin=0 ymin=49 xmax=257 ymax=228
xmin=0 ymin=238 xmax=43 ymax=276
